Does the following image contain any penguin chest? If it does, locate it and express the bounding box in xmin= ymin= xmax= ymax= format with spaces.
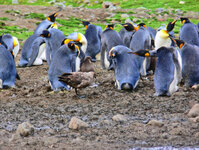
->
xmin=168 ymin=66 xmax=178 ymax=95
xmin=38 ymin=43 xmax=47 ymax=61
xmin=76 ymin=57 xmax=81 ymax=72
xmin=155 ymin=35 xmax=171 ymax=49
xmin=104 ymin=50 xmax=110 ymax=69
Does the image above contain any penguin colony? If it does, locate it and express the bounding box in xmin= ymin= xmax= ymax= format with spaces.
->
xmin=1 ymin=9 xmax=199 ymax=97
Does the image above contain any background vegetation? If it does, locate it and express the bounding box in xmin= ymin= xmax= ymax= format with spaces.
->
xmin=0 ymin=0 xmax=198 ymax=42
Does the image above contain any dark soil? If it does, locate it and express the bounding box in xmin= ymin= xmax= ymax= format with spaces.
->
xmin=0 ymin=5 xmax=199 ymax=149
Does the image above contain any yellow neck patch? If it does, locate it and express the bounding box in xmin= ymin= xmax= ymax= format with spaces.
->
xmin=159 ymin=30 xmax=169 ymax=38
xmin=182 ymin=20 xmax=185 ymax=24
xmin=109 ymin=47 xmax=114 ymax=57
xmin=85 ymin=25 xmax=88 ymax=29
xmin=64 ymin=39 xmax=72 ymax=45
xmin=13 ymin=38 xmax=18 ymax=48
xmin=76 ymin=33 xmax=81 ymax=42
xmin=47 ymin=17 xmax=51 ymax=21
xmin=145 ymin=52 xmax=150 ymax=57
xmin=135 ymin=26 xmax=139 ymax=31
xmin=51 ymin=23 xmax=58 ymax=29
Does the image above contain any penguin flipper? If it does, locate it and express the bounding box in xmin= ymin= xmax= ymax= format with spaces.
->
xmin=27 ymin=37 xmax=45 ymax=66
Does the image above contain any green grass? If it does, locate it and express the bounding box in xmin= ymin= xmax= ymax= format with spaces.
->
xmin=1 ymin=0 xmax=199 ymax=12
xmin=24 ymin=13 xmax=45 ymax=20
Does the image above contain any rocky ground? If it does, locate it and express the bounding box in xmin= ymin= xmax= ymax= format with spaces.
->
xmin=0 ymin=5 xmax=199 ymax=149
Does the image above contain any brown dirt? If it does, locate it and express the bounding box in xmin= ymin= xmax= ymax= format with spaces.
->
xmin=0 ymin=5 xmax=199 ymax=149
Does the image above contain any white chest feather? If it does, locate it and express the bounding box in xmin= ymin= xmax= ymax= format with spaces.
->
xmin=169 ymin=66 xmax=178 ymax=95
xmin=76 ymin=57 xmax=81 ymax=72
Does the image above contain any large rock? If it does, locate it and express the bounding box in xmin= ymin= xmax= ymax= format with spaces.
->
xmin=147 ymin=119 xmax=164 ymax=127
xmin=16 ymin=122 xmax=34 ymax=137
xmin=187 ymin=104 xmax=199 ymax=117
xmin=112 ymin=114 xmax=127 ymax=122
xmin=69 ymin=117 xmax=89 ymax=130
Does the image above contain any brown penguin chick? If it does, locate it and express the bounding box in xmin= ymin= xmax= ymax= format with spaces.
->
xmin=80 ymin=56 xmax=95 ymax=72
xmin=58 ymin=71 xmax=95 ymax=98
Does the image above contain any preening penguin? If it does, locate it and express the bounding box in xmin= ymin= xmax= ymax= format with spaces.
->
xmin=179 ymin=17 xmax=199 ymax=46
xmin=34 ymin=9 xmax=61 ymax=35
xmin=129 ymin=23 xmax=152 ymax=76
xmin=2 ymin=34 xmax=20 ymax=58
xmin=131 ymin=46 xmax=182 ymax=96
xmin=66 ymin=32 xmax=87 ymax=71
xmin=101 ymin=24 xmax=124 ymax=70
xmin=82 ymin=21 xmax=102 ymax=62
xmin=109 ymin=45 xmax=140 ymax=91
xmin=155 ymin=20 xmax=177 ymax=49
xmin=175 ymin=39 xmax=199 ymax=87
xmin=48 ymin=41 xmax=79 ymax=91
xmin=40 ymin=28 xmax=65 ymax=65
xmin=0 ymin=34 xmax=18 ymax=88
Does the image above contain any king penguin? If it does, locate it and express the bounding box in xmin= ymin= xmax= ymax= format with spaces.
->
xmin=0 ymin=34 xmax=19 ymax=88
xmin=34 ymin=8 xmax=61 ymax=35
xmin=179 ymin=17 xmax=199 ymax=46
xmin=48 ymin=41 xmax=79 ymax=91
xmin=82 ymin=21 xmax=102 ymax=62
xmin=101 ymin=24 xmax=124 ymax=70
xmin=175 ymin=39 xmax=199 ymax=87
xmin=155 ymin=20 xmax=177 ymax=50
xmin=129 ymin=23 xmax=152 ymax=76
xmin=2 ymin=33 xmax=20 ymax=58
xmin=132 ymin=46 xmax=181 ymax=96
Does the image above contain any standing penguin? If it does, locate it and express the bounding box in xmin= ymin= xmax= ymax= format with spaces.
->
xmin=82 ymin=21 xmax=102 ymax=62
xmin=65 ymin=32 xmax=87 ymax=71
xmin=101 ymin=24 xmax=124 ymax=70
xmin=131 ymin=47 xmax=182 ymax=96
xmin=119 ymin=22 xmax=137 ymax=47
xmin=34 ymin=9 xmax=61 ymax=35
xmin=40 ymin=28 xmax=65 ymax=65
xmin=19 ymin=23 xmax=58 ymax=67
xmin=48 ymin=41 xmax=79 ymax=91
xmin=179 ymin=17 xmax=199 ymax=46
xmin=129 ymin=23 xmax=152 ymax=76
xmin=0 ymin=34 xmax=18 ymax=88
xmin=155 ymin=20 xmax=177 ymax=49
xmin=175 ymin=40 xmax=199 ymax=87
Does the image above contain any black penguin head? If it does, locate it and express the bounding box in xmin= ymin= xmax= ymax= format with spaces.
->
xmin=137 ymin=23 xmax=147 ymax=29
xmin=0 ymin=34 xmax=8 ymax=49
xmin=40 ymin=30 xmax=51 ymax=38
xmin=129 ymin=49 xmax=150 ymax=57
xmin=105 ymin=24 xmax=115 ymax=30
xmin=68 ymin=41 xmax=80 ymax=56
xmin=122 ymin=23 xmax=135 ymax=31
xmin=166 ymin=20 xmax=177 ymax=32
xmin=175 ymin=39 xmax=185 ymax=49
xmin=47 ymin=13 xmax=58 ymax=22
xmin=180 ymin=17 xmax=190 ymax=24
xmin=82 ymin=21 xmax=90 ymax=29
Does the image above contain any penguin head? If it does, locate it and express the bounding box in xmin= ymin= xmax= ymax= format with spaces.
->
xmin=166 ymin=20 xmax=176 ymax=32
xmin=121 ymin=23 xmax=135 ymax=31
xmin=82 ymin=21 xmax=90 ymax=29
xmin=68 ymin=41 xmax=80 ymax=56
xmin=109 ymin=47 xmax=118 ymax=58
xmin=0 ymin=34 xmax=8 ymax=49
xmin=180 ymin=17 xmax=190 ymax=24
xmin=137 ymin=23 xmax=147 ymax=29
xmin=129 ymin=49 xmax=150 ymax=57
xmin=40 ymin=30 xmax=51 ymax=38
xmin=47 ymin=13 xmax=58 ymax=22
xmin=105 ymin=24 xmax=115 ymax=30
xmin=175 ymin=39 xmax=185 ymax=49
